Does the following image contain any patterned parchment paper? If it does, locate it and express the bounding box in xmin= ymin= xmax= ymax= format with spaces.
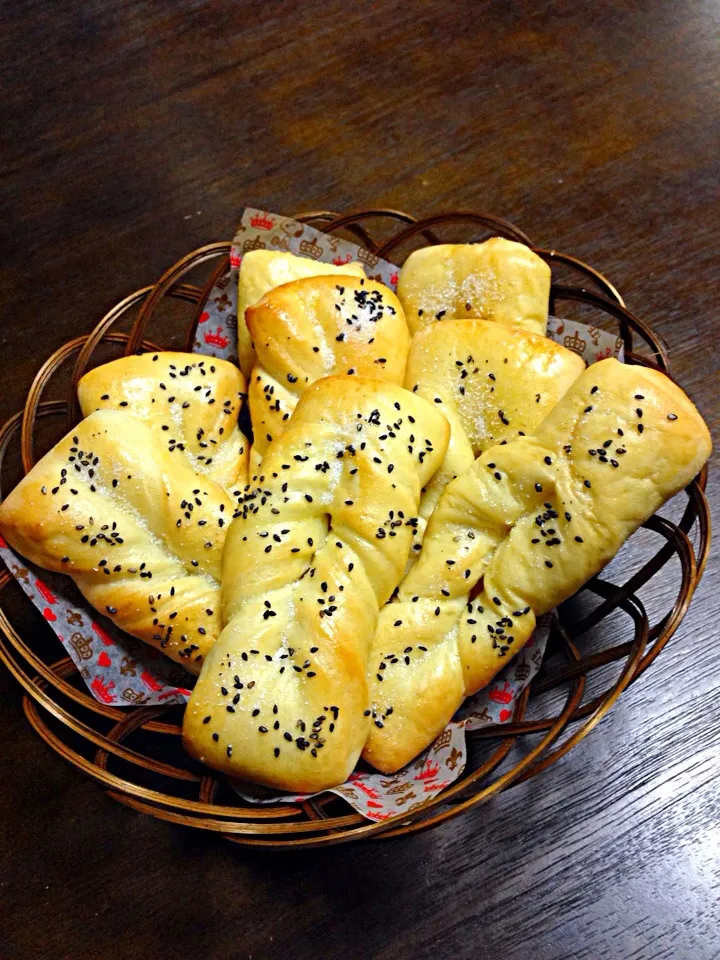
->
xmin=0 ymin=209 xmax=623 ymax=817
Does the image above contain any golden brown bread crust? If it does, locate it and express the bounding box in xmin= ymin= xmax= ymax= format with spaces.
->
xmin=363 ymin=359 xmax=712 ymax=772
xmin=246 ymin=275 xmax=410 ymax=473
xmin=237 ymin=250 xmax=366 ymax=376
xmin=183 ymin=376 xmax=450 ymax=792
xmin=0 ymin=410 xmax=235 ymax=673
xmin=397 ymin=238 xmax=551 ymax=337
xmin=78 ymin=352 xmax=249 ymax=493
xmin=405 ymin=319 xmax=585 ymax=519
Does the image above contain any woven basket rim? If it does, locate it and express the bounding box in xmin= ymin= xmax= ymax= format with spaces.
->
xmin=0 ymin=208 xmax=711 ymax=847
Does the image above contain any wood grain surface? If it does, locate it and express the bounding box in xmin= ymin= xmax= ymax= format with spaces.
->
xmin=1 ymin=1 xmax=718 ymax=958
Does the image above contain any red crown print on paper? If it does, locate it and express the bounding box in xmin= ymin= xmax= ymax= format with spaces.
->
xmin=564 ymin=331 xmax=587 ymax=354
xmin=250 ymin=212 xmax=275 ymax=230
xmin=204 ymin=327 xmax=229 ymax=349
xmin=332 ymin=253 xmax=353 ymax=266
xmin=414 ymin=758 xmax=441 ymax=782
xmin=91 ymin=621 xmax=114 ymax=646
xmin=140 ymin=670 xmax=164 ymax=693
xmin=596 ymin=346 xmax=612 ymax=361
xmin=91 ymin=675 xmax=115 ymax=703
xmin=488 ymin=680 xmax=514 ymax=704
xmin=299 ymin=237 xmax=323 ymax=260
xmin=35 ymin=579 xmax=57 ymax=604
xmin=357 ymin=247 xmax=379 ymax=267
xmin=229 ymin=252 xmax=242 ymax=268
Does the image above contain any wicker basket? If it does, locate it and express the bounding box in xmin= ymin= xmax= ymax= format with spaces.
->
xmin=0 ymin=210 xmax=710 ymax=848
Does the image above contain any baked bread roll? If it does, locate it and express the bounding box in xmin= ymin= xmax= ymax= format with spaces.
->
xmin=246 ymin=276 xmax=410 ymax=473
xmin=183 ymin=376 xmax=450 ymax=792
xmin=363 ymin=358 xmax=711 ymax=773
xmin=397 ymin=238 xmax=551 ymax=337
xmin=78 ymin=352 xmax=249 ymax=493
xmin=407 ymin=319 xmax=585 ymax=519
xmin=237 ymin=250 xmax=366 ymax=376
xmin=0 ymin=410 xmax=235 ymax=673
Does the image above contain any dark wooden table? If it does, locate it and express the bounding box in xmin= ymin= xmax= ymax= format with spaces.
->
xmin=1 ymin=2 xmax=718 ymax=958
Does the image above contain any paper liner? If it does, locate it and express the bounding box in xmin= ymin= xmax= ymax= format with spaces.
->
xmin=0 ymin=208 xmax=622 ymax=817
xmin=0 ymin=536 xmax=192 ymax=706
xmin=547 ymin=315 xmax=624 ymax=365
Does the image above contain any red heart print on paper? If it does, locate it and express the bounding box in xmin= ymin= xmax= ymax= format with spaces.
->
xmin=198 ymin=311 xmax=210 ymax=324
xmin=42 ymin=607 xmax=57 ymax=622
xmin=97 ymin=651 xmax=112 ymax=667
xmin=499 ymin=708 xmax=512 ymax=722
xmin=0 ymin=534 xmax=7 ymax=547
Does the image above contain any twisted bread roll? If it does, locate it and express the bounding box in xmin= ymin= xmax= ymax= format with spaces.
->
xmin=407 ymin=319 xmax=585 ymax=519
xmin=363 ymin=359 xmax=711 ymax=772
xmin=78 ymin=352 xmax=249 ymax=493
xmin=0 ymin=410 xmax=235 ymax=673
xmin=246 ymin=276 xmax=409 ymax=473
xmin=183 ymin=376 xmax=449 ymax=792
xmin=237 ymin=250 xmax=366 ymax=376
xmin=398 ymin=238 xmax=551 ymax=337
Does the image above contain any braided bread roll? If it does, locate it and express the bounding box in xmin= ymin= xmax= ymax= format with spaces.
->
xmin=398 ymin=238 xmax=550 ymax=337
xmin=0 ymin=410 xmax=234 ymax=672
xmin=406 ymin=319 xmax=585 ymax=519
xmin=363 ymin=359 xmax=711 ymax=772
xmin=78 ymin=352 xmax=249 ymax=493
xmin=183 ymin=376 xmax=449 ymax=792
xmin=237 ymin=250 xmax=366 ymax=376
xmin=246 ymin=276 xmax=409 ymax=473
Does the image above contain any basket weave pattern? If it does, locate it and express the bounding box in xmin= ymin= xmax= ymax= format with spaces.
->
xmin=0 ymin=210 xmax=710 ymax=847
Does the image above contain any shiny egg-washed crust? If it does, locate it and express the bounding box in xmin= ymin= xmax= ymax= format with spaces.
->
xmin=246 ymin=276 xmax=410 ymax=474
xmin=0 ymin=410 xmax=236 ymax=673
xmin=183 ymin=376 xmax=450 ymax=793
xmin=78 ymin=352 xmax=249 ymax=493
xmin=363 ymin=359 xmax=712 ymax=773
xmin=406 ymin=320 xmax=586 ymax=519
xmin=397 ymin=237 xmax=551 ymax=337
xmin=237 ymin=250 xmax=366 ymax=376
